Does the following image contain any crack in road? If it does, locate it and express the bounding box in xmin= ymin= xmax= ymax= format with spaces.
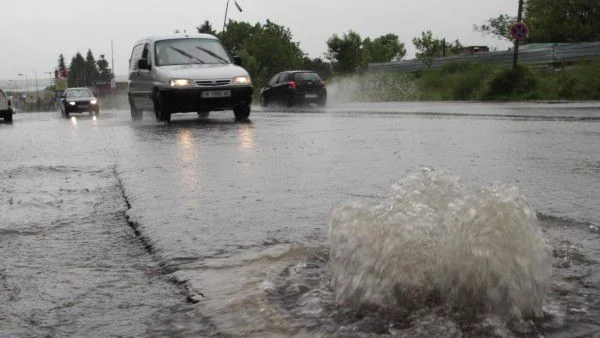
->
xmin=112 ymin=164 xmax=204 ymax=303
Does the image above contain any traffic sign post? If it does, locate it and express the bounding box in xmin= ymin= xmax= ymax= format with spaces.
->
xmin=512 ymin=0 xmax=526 ymax=72
xmin=510 ymin=22 xmax=529 ymax=41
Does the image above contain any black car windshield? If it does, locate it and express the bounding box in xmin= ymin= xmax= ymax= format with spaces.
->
xmin=155 ymin=38 xmax=231 ymax=66
xmin=65 ymin=89 xmax=92 ymax=99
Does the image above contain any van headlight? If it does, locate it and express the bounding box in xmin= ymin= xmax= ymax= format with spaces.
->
xmin=90 ymin=99 xmax=98 ymax=105
xmin=69 ymin=101 xmax=76 ymax=106
xmin=232 ymin=76 xmax=252 ymax=85
xmin=169 ymin=79 xmax=193 ymax=87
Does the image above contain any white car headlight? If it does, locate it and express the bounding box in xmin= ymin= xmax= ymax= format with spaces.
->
xmin=169 ymin=79 xmax=193 ymax=87
xmin=232 ymin=76 xmax=252 ymax=85
xmin=69 ymin=101 xmax=76 ymax=106
xmin=90 ymin=99 xmax=98 ymax=105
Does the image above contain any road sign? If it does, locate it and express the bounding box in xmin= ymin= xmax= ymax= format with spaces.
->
xmin=510 ymin=22 xmax=529 ymax=41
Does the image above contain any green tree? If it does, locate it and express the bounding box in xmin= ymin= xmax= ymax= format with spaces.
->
xmin=68 ymin=52 xmax=86 ymax=87
xmin=412 ymin=31 xmax=463 ymax=67
xmin=57 ymin=54 xmax=67 ymax=71
xmin=220 ymin=20 xmax=258 ymax=55
xmin=526 ymin=0 xmax=600 ymax=42
xmin=242 ymin=20 xmax=304 ymax=81
xmin=474 ymin=14 xmax=517 ymax=41
xmin=84 ymin=49 xmax=99 ymax=86
xmin=363 ymin=33 xmax=406 ymax=63
xmin=217 ymin=20 xmax=304 ymax=86
xmin=96 ymin=54 xmax=113 ymax=81
xmin=326 ymin=30 xmax=364 ymax=74
xmin=197 ymin=20 xmax=217 ymax=35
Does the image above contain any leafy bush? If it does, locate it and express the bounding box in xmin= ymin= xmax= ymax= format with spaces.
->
xmin=478 ymin=65 xmax=539 ymax=100
xmin=417 ymin=62 xmax=496 ymax=100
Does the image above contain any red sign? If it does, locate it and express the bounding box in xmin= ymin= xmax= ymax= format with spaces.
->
xmin=510 ymin=22 xmax=529 ymax=41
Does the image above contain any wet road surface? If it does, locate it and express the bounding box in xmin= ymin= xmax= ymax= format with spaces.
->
xmin=1 ymin=102 xmax=600 ymax=337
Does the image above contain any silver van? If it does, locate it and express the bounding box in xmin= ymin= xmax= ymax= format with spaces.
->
xmin=127 ymin=34 xmax=253 ymax=122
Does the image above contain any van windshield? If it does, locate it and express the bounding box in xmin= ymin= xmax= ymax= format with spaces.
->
xmin=155 ymin=38 xmax=232 ymax=66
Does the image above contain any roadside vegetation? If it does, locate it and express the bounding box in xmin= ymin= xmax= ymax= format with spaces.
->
xmin=330 ymin=61 xmax=600 ymax=102
xmin=417 ymin=60 xmax=600 ymax=101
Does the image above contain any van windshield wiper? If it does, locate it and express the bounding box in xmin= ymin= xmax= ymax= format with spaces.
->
xmin=195 ymin=46 xmax=229 ymax=64
xmin=169 ymin=46 xmax=205 ymax=64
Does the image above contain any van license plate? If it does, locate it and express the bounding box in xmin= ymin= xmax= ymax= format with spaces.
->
xmin=305 ymin=94 xmax=318 ymax=99
xmin=202 ymin=90 xmax=231 ymax=98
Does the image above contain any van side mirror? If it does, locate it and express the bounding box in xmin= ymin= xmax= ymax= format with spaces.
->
xmin=233 ymin=56 xmax=242 ymax=66
xmin=138 ymin=59 xmax=151 ymax=70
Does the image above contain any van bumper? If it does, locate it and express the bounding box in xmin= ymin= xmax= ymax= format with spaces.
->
xmin=160 ymin=86 xmax=253 ymax=112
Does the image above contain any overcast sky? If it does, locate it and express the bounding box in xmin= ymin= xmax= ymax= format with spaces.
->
xmin=0 ymin=0 xmax=517 ymax=83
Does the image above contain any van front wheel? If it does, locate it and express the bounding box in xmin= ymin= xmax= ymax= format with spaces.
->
xmin=153 ymin=91 xmax=171 ymax=122
xmin=234 ymin=105 xmax=250 ymax=121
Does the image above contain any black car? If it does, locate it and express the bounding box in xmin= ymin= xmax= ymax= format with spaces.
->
xmin=60 ymin=87 xmax=100 ymax=118
xmin=259 ymin=71 xmax=326 ymax=107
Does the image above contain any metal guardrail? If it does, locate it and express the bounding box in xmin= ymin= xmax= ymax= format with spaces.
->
xmin=368 ymin=42 xmax=600 ymax=72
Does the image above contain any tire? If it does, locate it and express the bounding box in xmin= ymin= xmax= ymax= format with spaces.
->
xmin=130 ymin=100 xmax=142 ymax=121
xmin=317 ymin=95 xmax=327 ymax=107
xmin=4 ymin=113 xmax=12 ymax=123
xmin=93 ymin=109 xmax=100 ymax=116
xmin=233 ymin=105 xmax=250 ymax=121
xmin=286 ymin=95 xmax=296 ymax=107
xmin=153 ymin=91 xmax=171 ymax=122
xmin=197 ymin=111 xmax=210 ymax=118
xmin=259 ymin=94 xmax=268 ymax=107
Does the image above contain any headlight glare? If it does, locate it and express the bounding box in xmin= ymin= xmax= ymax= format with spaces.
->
xmin=232 ymin=76 xmax=252 ymax=85
xmin=169 ymin=79 xmax=193 ymax=87
xmin=90 ymin=99 xmax=98 ymax=105
xmin=69 ymin=101 xmax=76 ymax=106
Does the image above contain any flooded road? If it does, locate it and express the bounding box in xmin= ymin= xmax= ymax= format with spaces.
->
xmin=1 ymin=102 xmax=599 ymax=337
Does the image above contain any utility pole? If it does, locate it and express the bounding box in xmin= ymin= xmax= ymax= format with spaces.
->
xmin=223 ymin=0 xmax=243 ymax=33
xmin=512 ymin=0 xmax=525 ymax=72
xmin=223 ymin=0 xmax=230 ymax=33
xmin=32 ymin=70 xmax=39 ymax=101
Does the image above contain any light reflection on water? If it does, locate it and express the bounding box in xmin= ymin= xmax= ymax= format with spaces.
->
xmin=237 ymin=123 xmax=255 ymax=150
xmin=175 ymin=129 xmax=199 ymax=197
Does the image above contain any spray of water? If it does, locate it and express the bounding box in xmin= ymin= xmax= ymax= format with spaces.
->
xmin=329 ymin=168 xmax=552 ymax=319
xmin=328 ymin=72 xmax=419 ymax=103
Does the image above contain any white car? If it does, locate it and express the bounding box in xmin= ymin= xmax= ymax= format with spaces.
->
xmin=127 ymin=34 xmax=253 ymax=122
xmin=0 ymin=89 xmax=13 ymax=123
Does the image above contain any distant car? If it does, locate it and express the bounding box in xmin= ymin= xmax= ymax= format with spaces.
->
xmin=127 ymin=34 xmax=253 ymax=122
xmin=259 ymin=71 xmax=327 ymax=107
xmin=60 ymin=87 xmax=100 ymax=118
xmin=0 ymin=89 xmax=13 ymax=123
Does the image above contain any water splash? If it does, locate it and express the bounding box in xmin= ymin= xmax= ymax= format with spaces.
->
xmin=329 ymin=168 xmax=552 ymax=319
xmin=328 ymin=72 xmax=419 ymax=103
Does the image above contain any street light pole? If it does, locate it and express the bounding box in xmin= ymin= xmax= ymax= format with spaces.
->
xmin=18 ymin=73 xmax=29 ymax=111
xmin=222 ymin=0 xmax=243 ymax=33
xmin=18 ymin=73 xmax=29 ymax=95
xmin=223 ymin=0 xmax=230 ymax=33
xmin=512 ymin=0 xmax=525 ymax=72
xmin=33 ymin=69 xmax=39 ymax=101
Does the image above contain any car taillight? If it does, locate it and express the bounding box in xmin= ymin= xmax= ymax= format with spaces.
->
xmin=288 ymin=81 xmax=297 ymax=89
xmin=320 ymin=81 xmax=326 ymax=88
